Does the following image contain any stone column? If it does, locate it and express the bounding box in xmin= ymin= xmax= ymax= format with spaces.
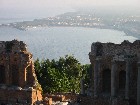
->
xmin=137 ymin=61 xmax=140 ymax=105
xmin=94 ymin=57 xmax=101 ymax=97
xmin=111 ymin=60 xmax=117 ymax=97
xmin=80 ymin=78 xmax=85 ymax=95
xmin=125 ymin=59 xmax=131 ymax=100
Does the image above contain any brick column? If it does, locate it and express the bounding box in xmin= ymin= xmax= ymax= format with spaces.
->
xmin=111 ymin=60 xmax=117 ymax=97
xmin=137 ymin=61 xmax=140 ymax=105
xmin=125 ymin=59 xmax=131 ymax=100
xmin=94 ymin=57 xmax=101 ymax=98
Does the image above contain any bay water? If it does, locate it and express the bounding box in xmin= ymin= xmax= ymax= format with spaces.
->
xmin=0 ymin=26 xmax=137 ymax=64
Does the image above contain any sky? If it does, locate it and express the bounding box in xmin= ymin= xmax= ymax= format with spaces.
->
xmin=0 ymin=0 xmax=139 ymax=18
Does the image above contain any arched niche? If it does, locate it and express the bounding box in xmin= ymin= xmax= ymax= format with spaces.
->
xmin=102 ymin=69 xmax=111 ymax=93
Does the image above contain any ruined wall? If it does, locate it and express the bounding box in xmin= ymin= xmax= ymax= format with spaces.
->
xmin=0 ymin=88 xmax=42 ymax=104
xmin=0 ymin=39 xmax=42 ymax=105
xmin=88 ymin=40 xmax=140 ymax=105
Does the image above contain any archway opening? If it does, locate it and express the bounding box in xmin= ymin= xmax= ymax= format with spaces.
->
xmin=26 ymin=65 xmax=33 ymax=86
xmin=12 ymin=65 xmax=19 ymax=86
xmin=119 ymin=71 xmax=126 ymax=91
xmin=0 ymin=65 xmax=5 ymax=84
xmin=102 ymin=69 xmax=111 ymax=93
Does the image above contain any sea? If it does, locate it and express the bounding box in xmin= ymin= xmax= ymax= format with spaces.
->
xmin=0 ymin=18 xmax=138 ymax=64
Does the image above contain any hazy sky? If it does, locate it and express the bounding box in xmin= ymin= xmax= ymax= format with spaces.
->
xmin=0 ymin=0 xmax=139 ymax=18
xmin=0 ymin=0 xmax=139 ymax=8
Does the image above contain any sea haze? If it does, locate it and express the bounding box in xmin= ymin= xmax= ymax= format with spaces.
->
xmin=0 ymin=26 xmax=137 ymax=64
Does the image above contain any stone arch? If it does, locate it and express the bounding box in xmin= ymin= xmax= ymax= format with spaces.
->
xmin=102 ymin=69 xmax=111 ymax=93
xmin=11 ymin=65 xmax=19 ymax=86
xmin=119 ymin=70 xmax=126 ymax=90
xmin=26 ymin=64 xmax=34 ymax=86
xmin=0 ymin=65 xmax=5 ymax=84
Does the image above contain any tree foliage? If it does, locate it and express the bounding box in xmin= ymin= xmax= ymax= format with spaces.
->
xmin=34 ymin=55 xmax=91 ymax=94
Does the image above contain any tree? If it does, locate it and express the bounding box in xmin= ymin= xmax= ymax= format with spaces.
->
xmin=34 ymin=55 xmax=91 ymax=94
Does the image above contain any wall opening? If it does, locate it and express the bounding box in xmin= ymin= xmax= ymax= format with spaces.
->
xmin=0 ymin=65 xmax=5 ymax=84
xmin=102 ymin=69 xmax=111 ymax=93
xmin=119 ymin=70 xmax=126 ymax=90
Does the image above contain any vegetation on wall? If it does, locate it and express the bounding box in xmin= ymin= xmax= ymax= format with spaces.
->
xmin=34 ymin=55 xmax=91 ymax=94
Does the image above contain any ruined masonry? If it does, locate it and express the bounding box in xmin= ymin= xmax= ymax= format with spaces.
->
xmin=0 ymin=40 xmax=42 ymax=105
xmin=88 ymin=40 xmax=140 ymax=105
